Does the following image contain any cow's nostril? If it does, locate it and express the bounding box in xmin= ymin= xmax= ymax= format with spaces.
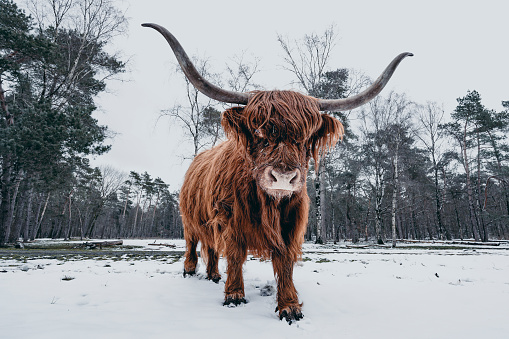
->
xmin=289 ymin=170 xmax=299 ymax=185
xmin=270 ymin=170 xmax=278 ymax=183
xmin=270 ymin=169 xmax=300 ymax=186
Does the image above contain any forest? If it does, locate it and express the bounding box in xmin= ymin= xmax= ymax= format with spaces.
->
xmin=1 ymin=0 xmax=508 ymax=246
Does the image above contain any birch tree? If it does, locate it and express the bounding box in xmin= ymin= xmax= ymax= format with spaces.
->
xmin=360 ymin=92 xmax=412 ymax=245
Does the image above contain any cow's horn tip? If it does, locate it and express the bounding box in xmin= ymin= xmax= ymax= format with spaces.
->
xmin=405 ymin=52 xmax=414 ymax=57
xmin=141 ymin=23 xmax=154 ymax=28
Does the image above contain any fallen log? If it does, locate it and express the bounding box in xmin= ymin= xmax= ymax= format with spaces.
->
xmin=398 ymin=239 xmax=500 ymax=246
xmin=148 ymin=242 xmax=176 ymax=248
xmin=80 ymin=240 xmax=123 ymax=249
xmin=448 ymin=241 xmax=500 ymax=246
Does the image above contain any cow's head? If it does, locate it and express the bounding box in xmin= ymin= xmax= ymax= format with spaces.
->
xmin=142 ymin=23 xmax=412 ymax=198
xmin=222 ymin=91 xmax=343 ymax=198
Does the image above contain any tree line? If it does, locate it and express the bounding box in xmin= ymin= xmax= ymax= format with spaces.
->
xmin=1 ymin=1 xmax=508 ymax=245
xmin=276 ymin=27 xmax=509 ymax=244
xmin=0 ymin=0 xmax=181 ymax=245
xmin=310 ymin=90 xmax=509 ymax=245
xmin=173 ymin=26 xmax=509 ymax=245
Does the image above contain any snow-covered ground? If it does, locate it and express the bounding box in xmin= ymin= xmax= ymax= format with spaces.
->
xmin=1 ymin=240 xmax=509 ymax=339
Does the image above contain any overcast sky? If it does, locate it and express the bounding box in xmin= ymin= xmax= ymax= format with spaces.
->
xmin=87 ymin=0 xmax=508 ymax=189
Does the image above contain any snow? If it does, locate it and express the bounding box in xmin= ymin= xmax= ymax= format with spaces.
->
xmin=1 ymin=240 xmax=509 ymax=338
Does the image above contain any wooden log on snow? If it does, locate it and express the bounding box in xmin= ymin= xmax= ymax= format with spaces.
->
xmin=80 ymin=240 xmax=123 ymax=249
xmin=148 ymin=243 xmax=176 ymax=248
xmin=449 ymin=241 xmax=500 ymax=246
xmin=397 ymin=239 xmax=501 ymax=246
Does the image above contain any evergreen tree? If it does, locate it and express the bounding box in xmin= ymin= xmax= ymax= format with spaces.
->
xmin=0 ymin=0 xmax=125 ymax=244
xmin=440 ymin=91 xmax=509 ymax=241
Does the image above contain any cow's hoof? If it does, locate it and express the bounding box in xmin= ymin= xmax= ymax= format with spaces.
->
xmin=183 ymin=270 xmax=195 ymax=278
xmin=223 ymin=295 xmax=247 ymax=307
xmin=208 ymin=273 xmax=221 ymax=283
xmin=279 ymin=306 xmax=304 ymax=324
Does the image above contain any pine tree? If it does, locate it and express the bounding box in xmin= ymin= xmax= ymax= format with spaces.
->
xmin=0 ymin=0 xmax=126 ymax=244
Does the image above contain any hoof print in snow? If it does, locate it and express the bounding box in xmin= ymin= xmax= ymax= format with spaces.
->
xmin=223 ymin=296 xmax=247 ymax=307
xmin=260 ymin=284 xmax=275 ymax=296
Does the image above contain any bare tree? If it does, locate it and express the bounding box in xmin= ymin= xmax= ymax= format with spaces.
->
xmin=387 ymin=96 xmax=413 ymax=247
xmin=163 ymin=54 xmax=260 ymax=158
xmin=416 ymin=102 xmax=451 ymax=240
xmin=277 ymin=25 xmax=337 ymax=95
xmin=27 ymin=0 xmax=127 ymax=44
xmin=161 ymin=57 xmax=222 ymax=158
xmin=359 ymin=91 xmax=412 ymax=245
xmin=82 ymin=166 xmax=127 ymax=238
xmin=99 ymin=165 xmax=128 ymax=200
xmin=26 ymin=0 xmax=128 ymax=110
xmin=226 ymin=52 xmax=261 ymax=93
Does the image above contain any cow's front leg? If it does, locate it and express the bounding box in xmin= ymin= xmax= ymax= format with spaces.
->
xmin=272 ymin=250 xmax=303 ymax=323
xmin=223 ymin=245 xmax=248 ymax=306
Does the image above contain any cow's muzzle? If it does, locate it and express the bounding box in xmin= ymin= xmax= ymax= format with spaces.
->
xmin=260 ymin=166 xmax=303 ymax=197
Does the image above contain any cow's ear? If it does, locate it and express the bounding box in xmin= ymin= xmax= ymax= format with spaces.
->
xmin=310 ymin=114 xmax=344 ymax=167
xmin=222 ymin=106 xmax=248 ymax=148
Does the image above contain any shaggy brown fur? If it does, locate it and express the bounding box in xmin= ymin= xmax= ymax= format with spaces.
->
xmin=179 ymin=90 xmax=343 ymax=322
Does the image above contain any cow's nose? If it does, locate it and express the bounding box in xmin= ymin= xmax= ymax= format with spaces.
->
xmin=270 ymin=169 xmax=300 ymax=187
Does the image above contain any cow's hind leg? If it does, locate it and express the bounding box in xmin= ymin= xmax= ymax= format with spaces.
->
xmin=183 ymin=235 xmax=198 ymax=277
xmin=223 ymin=245 xmax=247 ymax=306
xmin=203 ymin=244 xmax=221 ymax=283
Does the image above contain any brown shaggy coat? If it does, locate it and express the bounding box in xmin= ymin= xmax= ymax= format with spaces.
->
xmin=180 ymin=90 xmax=343 ymax=322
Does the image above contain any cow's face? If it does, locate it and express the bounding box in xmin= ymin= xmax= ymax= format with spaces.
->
xmin=222 ymin=91 xmax=344 ymax=199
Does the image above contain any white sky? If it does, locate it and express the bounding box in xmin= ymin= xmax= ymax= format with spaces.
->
xmin=89 ymin=0 xmax=508 ymax=189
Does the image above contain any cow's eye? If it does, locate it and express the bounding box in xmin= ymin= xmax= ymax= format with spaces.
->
xmin=254 ymin=129 xmax=264 ymax=138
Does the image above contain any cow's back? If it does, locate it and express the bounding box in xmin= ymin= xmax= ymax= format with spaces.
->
xmin=180 ymin=141 xmax=246 ymax=242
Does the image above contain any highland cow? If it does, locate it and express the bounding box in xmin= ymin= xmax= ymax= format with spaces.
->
xmin=143 ymin=23 xmax=412 ymax=323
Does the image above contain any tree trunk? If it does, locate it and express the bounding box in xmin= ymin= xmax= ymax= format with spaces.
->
xmin=8 ymin=190 xmax=27 ymax=243
xmin=76 ymin=206 xmax=84 ymax=240
xmin=151 ymin=190 xmax=161 ymax=234
xmin=32 ymin=193 xmax=50 ymax=240
xmin=475 ymin=131 xmax=488 ymax=242
xmin=23 ymin=186 xmax=34 ymax=242
xmin=433 ymin=156 xmax=449 ymax=240
xmin=3 ymin=172 xmax=23 ymax=243
xmin=120 ymin=183 xmax=131 ymax=236
xmin=461 ymin=123 xmax=480 ymax=240
xmin=0 ymin=157 xmax=12 ymax=245
xmin=131 ymin=191 xmax=142 ymax=237
xmin=320 ymin=170 xmax=327 ymax=241
xmin=64 ymin=191 xmax=73 ymax=240
xmin=374 ymin=164 xmax=385 ymax=245
xmin=85 ymin=204 xmax=103 ymax=238
xmin=314 ymin=166 xmax=324 ymax=244
xmin=486 ymin=130 xmax=509 ymax=217
xmin=391 ymin=151 xmax=399 ymax=248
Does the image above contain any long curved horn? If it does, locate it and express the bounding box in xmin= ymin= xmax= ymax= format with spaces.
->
xmin=317 ymin=52 xmax=413 ymax=111
xmin=142 ymin=23 xmax=250 ymax=105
